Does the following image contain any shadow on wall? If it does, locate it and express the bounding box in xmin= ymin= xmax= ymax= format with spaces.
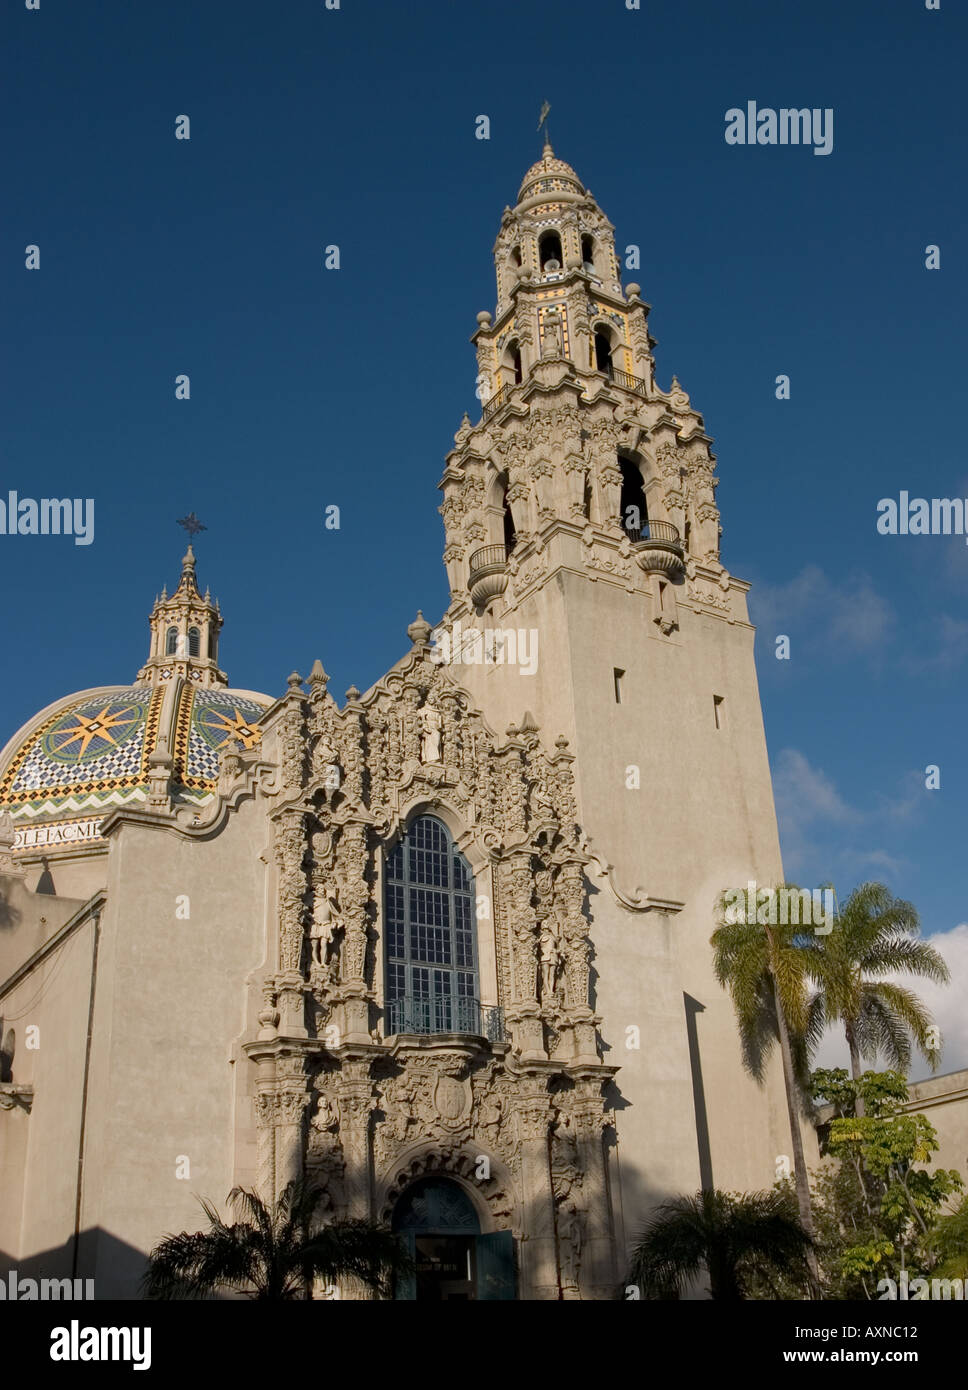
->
xmin=0 ymin=877 xmax=22 ymax=932
xmin=0 ymin=1229 xmax=168 ymax=1301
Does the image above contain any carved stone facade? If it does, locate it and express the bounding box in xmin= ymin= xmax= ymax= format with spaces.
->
xmin=0 ymin=143 xmax=798 ymax=1302
xmin=246 ymin=629 xmax=618 ymax=1299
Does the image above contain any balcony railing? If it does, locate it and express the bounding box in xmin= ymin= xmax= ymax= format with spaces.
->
xmin=623 ymin=519 xmax=682 ymax=547
xmin=468 ymin=544 xmax=510 ymax=580
xmin=385 ymin=996 xmax=506 ymax=1042
xmin=606 ymin=365 xmax=650 ymax=397
xmin=482 ymin=383 xmax=510 ymax=421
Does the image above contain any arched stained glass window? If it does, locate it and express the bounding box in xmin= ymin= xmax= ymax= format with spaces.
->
xmin=384 ymin=815 xmax=479 ymax=1035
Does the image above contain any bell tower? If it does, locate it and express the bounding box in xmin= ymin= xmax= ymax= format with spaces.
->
xmin=436 ymin=144 xmax=789 ymax=1204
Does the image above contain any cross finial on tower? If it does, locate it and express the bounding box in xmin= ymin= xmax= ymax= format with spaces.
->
xmin=176 ymin=511 xmax=207 ymax=540
xmin=537 ymin=100 xmax=552 ymax=154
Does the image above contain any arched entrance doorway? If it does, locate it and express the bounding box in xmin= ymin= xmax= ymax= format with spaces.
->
xmin=391 ymin=1176 xmax=515 ymax=1301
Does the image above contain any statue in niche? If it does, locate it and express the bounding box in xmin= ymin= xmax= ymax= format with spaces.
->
xmin=311 ymin=731 xmax=340 ymax=788
xmin=419 ymin=705 xmax=443 ymax=764
xmin=542 ymin=312 xmax=563 ymax=357
xmin=310 ymin=886 xmax=343 ymax=974
xmin=390 ymin=1075 xmax=419 ymax=1144
xmin=555 ymin=1168 xmax=585 ymax=1290
xmin=479 ymin=1090 xmax=504 ymax=1143
xmin=539 ymin=923 xmax=564 ymax=1001
xmin=311 ymin=1091 xmax=338 ymax=1139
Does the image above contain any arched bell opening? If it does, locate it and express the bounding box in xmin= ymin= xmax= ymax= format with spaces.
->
xmin=539 ymin=230 xmax=563 ymax=272
xmin=593 ymin=328 xmax=614 ymax=377
xmin=501 ymin=337 xmax=523 ymax=388
xmin=618 ymin=453 xmax=649 ymax=538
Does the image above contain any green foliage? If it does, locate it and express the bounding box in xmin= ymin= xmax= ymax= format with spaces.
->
xmin=142 ymin=1180 xmax=412 ymax=1300
xmin=925 ymin=1195 xmax=968 ymax=1280
xmin=807 ymin=1068 xmax=963 ymax=1298
xmin=627 ymin=1188 xmax=813 ymax=1300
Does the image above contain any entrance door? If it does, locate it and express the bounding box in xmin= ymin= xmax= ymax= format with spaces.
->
xmin=392 ymin=1177 xmax=515 ymax=1301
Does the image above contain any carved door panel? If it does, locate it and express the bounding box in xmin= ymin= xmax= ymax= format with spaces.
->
xmin=476 ymin=1230 xmax=516 ymax=1301
xmin=396 ymin=1231 xmax=417 ymax=1301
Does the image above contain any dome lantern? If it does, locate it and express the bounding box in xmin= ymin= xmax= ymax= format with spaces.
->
xmin=137 ymin=544 xmax=228 ymax=689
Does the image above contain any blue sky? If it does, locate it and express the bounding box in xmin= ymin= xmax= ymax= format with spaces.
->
xmin=3 ymin=0 xmax=965 ymax=1072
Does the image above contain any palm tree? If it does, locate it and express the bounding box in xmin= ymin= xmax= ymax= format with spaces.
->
xmin=142 ymin=1180 xmax=411 ymax=1300
xmin=712 ymin=890 xmax=824 ymax=1291
xmin=801 ymin=882 xmax=949 ymax=1087
xmin=628 ymin=1189 xmax=813 ymax=1300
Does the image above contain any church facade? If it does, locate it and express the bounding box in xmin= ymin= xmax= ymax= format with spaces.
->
xmin=0 ymin=146 xmax=791 ymax=1300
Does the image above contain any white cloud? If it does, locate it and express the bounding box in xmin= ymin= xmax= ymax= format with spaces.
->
xmin=751 ymin=566 xmax=894 ymax=658
xmin=908 ymin=922 xmax=968 ymax=1080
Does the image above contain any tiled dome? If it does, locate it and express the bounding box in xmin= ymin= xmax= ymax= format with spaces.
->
xmin=0 ymin=683 xmax=270 ymax=820
xmin=516 ymin=142 xmax=586 ymax=206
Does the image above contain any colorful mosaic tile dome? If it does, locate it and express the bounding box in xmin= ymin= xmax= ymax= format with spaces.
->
xmin=516 ymin=142 xmax=586 ymax=205
xmin=0 ymin=684 xmax=271 ymax=820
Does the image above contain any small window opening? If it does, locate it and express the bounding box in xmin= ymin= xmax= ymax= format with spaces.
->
xmin=713 ymin=695 xmax=725 ymax=730
xmin=614 ymin=668 xmax=625 ymax=704
xmin=510 ymin=245 xmax=522 ymax=269
xmin=188 ymin=626 xmax=201 ymax=657
xmin=581 ymin=234 xmax=595 ymax=272
xmin=165 ymin=625 xmax=178 ymax=656
xmin=208 ymin=628 xmax=216 ymax=659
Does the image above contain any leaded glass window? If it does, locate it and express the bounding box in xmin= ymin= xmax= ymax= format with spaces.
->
xmin=384 ymin=815 xmax=479 ymax=1034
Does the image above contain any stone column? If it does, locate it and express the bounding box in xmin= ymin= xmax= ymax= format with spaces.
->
xmin=333 ymin=820 xmax=372 ymax=1045
xmin=502 ymin=852 xmax=544 ymax=1060
xmin=274 ymin=1085 xmax=311 ymax=1197
xmin=336 ymin=1061 xmax=375 ymax=1220
xmin=571 ymin=1080 xmax=617 ymax=1296
xmin=513 ymin=1081 xmax=559 ymax=1299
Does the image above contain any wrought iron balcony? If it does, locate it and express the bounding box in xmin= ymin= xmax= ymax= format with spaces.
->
xmin=467 ymin=544 xmax=511 ymax=608
xmin=606 ymin=365 xmax=650 ymax=398
xmin=626 ymin=518 xmax=685 ymax=575
xmin=624 ymin=519 xmax=681 ymax=546
xmin=482 ymin=383 xmax=510 ymax=421
xmin=385 ymin=996 xmax=506 ymax=1043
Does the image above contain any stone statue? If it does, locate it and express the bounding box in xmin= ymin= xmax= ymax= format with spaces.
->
xmin=556 ymin=1170 xmax=585 ymax=1290
xmin=539 ymin=923 xmax=563 ymax=1000
xmin=311 ymin=1091 xmax=337 ymax=1136
xmin=310 ymin=887 xmax=342 ymax=970
xmin=419 ymin=705 xmax=443 ymax=764
xmin=480 ymin=1090 xmax=503 ymax=1141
